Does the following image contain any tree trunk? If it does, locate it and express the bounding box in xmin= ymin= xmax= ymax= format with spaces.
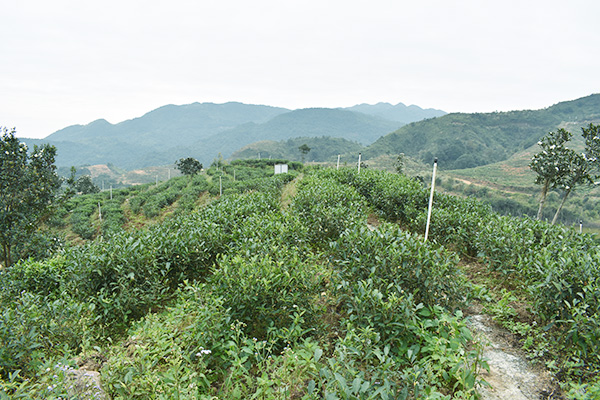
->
xmin=552 ymin=188 xmax=572 ymax=225
xmin=536 ymin=179 xmax=550 ymax=220
xmin=1 ymin=243 xmax=10 ymax=268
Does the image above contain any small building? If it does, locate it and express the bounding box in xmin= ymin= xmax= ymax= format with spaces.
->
xmin=274 ymin=164 xmax=288 ymax=174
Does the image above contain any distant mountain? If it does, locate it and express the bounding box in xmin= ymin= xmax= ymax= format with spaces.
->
xmin=47 ymin=102 xmax=288 ymax=147
xmin=27 ymin=102 xmax=289 ymax=170
xmin=23 ymin=104 xmax=405 ymax=170
xmin=343 ymin=102 xmax=446 ymax=123
xmin=230 ymin=136 xmax=365 ymax=163
xmin=27 ymin=95 xmax=600 ymax=173
xmin=364 ymin=94 xmax=600 ymax=170
xmin=186 ymin=108 xmax=399 ymax=164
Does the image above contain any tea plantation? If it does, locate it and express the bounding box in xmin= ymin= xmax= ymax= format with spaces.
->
xmin=1 ymin=164 xmax=599 ymax=399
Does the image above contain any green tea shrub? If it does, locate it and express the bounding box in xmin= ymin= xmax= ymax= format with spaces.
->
xmin=70 ymin=197 xmax=98 ymax=240
xmin=317 ymin=168 xmax=427 ymax=226
xmin=101 ymin=199 xmax=126 ymax=235
xmin=322 ymin=280 xmax=483 ymax=399
xmin=331 ymin=223 xmax=465 ymax=308
xmin=290 ymin=175 xmax=367 ymax=247
xmin=0 ymin=258 xmax=67 ymax=299
xmin=411 ymin=194 xmax=491 ymax=257
xmin=64 ymin=233 xmax=170 ymax=333
xmin=59 ymin=190 xmax=284 ymax=335
xmin=102 ymin=286 xmax=233 ymax=398
xmin=209 ymin=251 xmax=326 ymax=346
xmin=0 ymin=291 xmax=93 ymax=378
xmin=227 ymin=211 xmax=312 ymax=257
xmin=151 ymin=216 xmax=227 ymax=290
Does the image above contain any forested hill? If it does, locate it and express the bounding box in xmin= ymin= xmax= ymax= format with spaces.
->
xmin=46 ymin=102 xmax=289 ymax=146
xmin=19 ymin=101 xmax=438 ymax=170
xmin=365 ymin=93 xmax=600 ymax=170
xmin=230 ymin=136 xmax=365 ymax=162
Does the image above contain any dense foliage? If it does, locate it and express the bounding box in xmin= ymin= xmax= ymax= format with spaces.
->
xmin=176 ymin=157 xmax=203 ymax=176
xmin=1 ymin=166 xmax=599 ymax=398
xmin=0 ymin=127 xmax=65 ymax=267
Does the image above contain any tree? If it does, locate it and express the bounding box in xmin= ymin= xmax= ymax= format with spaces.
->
xmin=529 ymin=128 xmax=572 ymax=220
xmin=176 ymin=157 xmax=203 ymax=176
xmin=75 ymin=175 xmax=100 ymax=194
xmin=0 ymin=127 xmax=63 ymax=267
xmin=394 ymin=153 xmax=405 ymax=175
xmin=298 ymin=144 xmax=311 ymax=163
xmin=551 ymin=123 xmax=600 ymax=224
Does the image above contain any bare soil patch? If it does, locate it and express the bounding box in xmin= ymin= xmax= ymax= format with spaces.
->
xmin=466 ymin=305 xmax=563 ymax=399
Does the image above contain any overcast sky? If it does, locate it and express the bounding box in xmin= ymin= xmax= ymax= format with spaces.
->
xmin=2 ymin=0 xmax=599 ymax=139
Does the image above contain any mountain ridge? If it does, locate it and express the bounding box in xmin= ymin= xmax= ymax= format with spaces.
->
xmin=21 ymin=101 xmax=442 ymax=170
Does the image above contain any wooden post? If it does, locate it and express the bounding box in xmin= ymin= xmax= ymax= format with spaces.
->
xmin=424 ymin=158 xmax=438 ymax=241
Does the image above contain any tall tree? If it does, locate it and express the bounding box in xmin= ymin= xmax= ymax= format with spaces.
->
xmin=529 ymin=128 xmax=572 ymax=220
xmin=298 ymin=144 xmax=311 ymax=163
xmin=176 ymin=157 xmax=203 ymax=176
xmin=551 ymin=123 xmax=600 ymax=225
xmin=0 ymin=127 xmax=63 ymax=267
xmin=75 ymin=175 xmax=100 ymax=194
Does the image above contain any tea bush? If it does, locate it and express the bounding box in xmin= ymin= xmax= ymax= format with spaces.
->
xmin=210 ymin=251 xmax=327 ymax=346
xmin=330 ymin=223 xmax=465 ymax=309
xmin=290 ymin=175 xmax=367 ymax=247
xmin=0 ymin=291 xmax=93 ymax=378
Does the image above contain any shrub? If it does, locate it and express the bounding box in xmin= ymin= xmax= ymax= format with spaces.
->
xmin=331 ymin=223 xmax=466 ymax=309
xmin=290 ymin=175 xmax=367 ymax=246
xmin=209 ymin=251 xmax=326 ymax=346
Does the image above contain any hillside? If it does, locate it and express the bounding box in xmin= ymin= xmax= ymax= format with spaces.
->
xmin=3 ymin=167 xmax=599 ymax=398
xmin=366 ymin=93 xmax=600 ymax=170
xmin=182 ymin=108 xmax=400 ymax=164
xmin=23 ymin=102 xmax=290 ymax=170
xmin=230 ymin=136 xmax=365 ymax=163
xmin=19 ymin=102 xmax=426 ymax=171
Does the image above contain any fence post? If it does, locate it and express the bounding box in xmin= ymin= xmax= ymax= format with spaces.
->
xmin=358 ymin=153 xmax=362 ymax=174
xmin=337 ymin=154 xmax=340 ymax=170
xmin=424 ymin=158 xmax=438 ymax=241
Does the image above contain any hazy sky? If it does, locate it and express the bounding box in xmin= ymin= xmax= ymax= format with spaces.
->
xmin=2 ymin=0 xmax=599 ymax=139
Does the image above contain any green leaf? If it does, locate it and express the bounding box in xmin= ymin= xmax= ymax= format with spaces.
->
xmin=314 ymin=347 xmax=323 ymax=363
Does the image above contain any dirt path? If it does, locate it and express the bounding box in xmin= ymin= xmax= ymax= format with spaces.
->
xmin=467 ymin=312 xmax=562 ymax=399
xmin=453 ymin=177 xmax=525 ymax=195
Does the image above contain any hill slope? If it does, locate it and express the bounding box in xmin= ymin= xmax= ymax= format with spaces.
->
xmin=21 ymin=103 xmax=405 ymax=170
xmin=366 ymin=94 xmax=600 ymax=170
xmin=230 ymin=136 xmax=365 ymax=163
xmin=189 ymin=108 xmax=400 ymax=164
xmin=25 ymin=102 xmax=289 ymax=170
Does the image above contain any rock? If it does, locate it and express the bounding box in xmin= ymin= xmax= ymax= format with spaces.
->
xmin=66 ymin=368 xmax=108 ymax=400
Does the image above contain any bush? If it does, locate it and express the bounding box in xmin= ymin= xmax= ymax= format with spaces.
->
xmin=210 ymin=251 xmax=326 ymax=346
xmin=290 ymin=175 xmax=367 ymax=247
xmin=0 ymin=291 xmax=93 ymax=378
xmin=331 ymin=223 xmax=466 ymax=309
